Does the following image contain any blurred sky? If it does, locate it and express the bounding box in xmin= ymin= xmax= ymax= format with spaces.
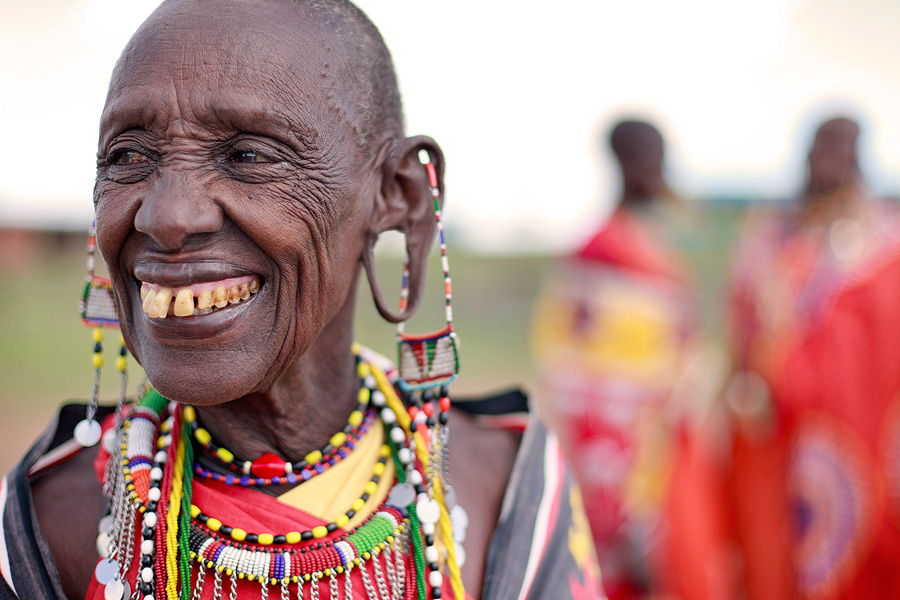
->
xmin=2 ymin=0 xmax=900 ymax=252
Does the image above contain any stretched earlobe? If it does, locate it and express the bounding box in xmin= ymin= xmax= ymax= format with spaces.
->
xmin=364 ymin=138 xmax=444 ymax=323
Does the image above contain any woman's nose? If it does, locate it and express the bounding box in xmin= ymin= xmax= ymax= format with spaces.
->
xmin=134 ymin=170 xmax=224 ymax=250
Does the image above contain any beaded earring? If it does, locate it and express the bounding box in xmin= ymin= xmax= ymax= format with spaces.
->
xmin=395 ymin=149 xmax=460 ymax=395
xmin=394 ymin=150 xmax=467 ymax=598
xmin=77 ymin=222 xmax=129 ymax=447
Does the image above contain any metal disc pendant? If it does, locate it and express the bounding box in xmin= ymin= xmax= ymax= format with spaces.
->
xmin=98 ymin=514 xmax=114 ymax=535
xmin=454 ymin=541 xmax=467 ymax=567
xmin=75 ymin=419 xmax=102 ymax=447
xmin=102 ymin=427 xmax=117 ymax=453
xmin=94 ymin=558 xmax=119 ymax=585
xmin=96 ymin=532 xmax=111 ymax=558
xmin=416 ymin=496 xmax=440 ymax=525
xmin=388 ymin=483 xmax=415 ymax=508
xmin=451 ymin=504 xmax=469 ymax=541
xmin=444 ymin=485 xmax=457 ymax=510
xmin=104 ymin=578 xmax=129 ymax=600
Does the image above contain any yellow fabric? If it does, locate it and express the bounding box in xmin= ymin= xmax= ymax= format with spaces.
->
xmin=276 ymin=419 xmax=394 ymax=530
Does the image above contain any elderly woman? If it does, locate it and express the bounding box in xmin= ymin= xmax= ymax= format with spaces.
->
xmin=0 ymin=1 xmax=601 ymax=599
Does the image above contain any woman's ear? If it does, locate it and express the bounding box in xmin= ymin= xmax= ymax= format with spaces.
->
xmin=364 ymin=135 xmax=444 ymax=323
xmin=374 ymin=135 xmax=444 ymax=233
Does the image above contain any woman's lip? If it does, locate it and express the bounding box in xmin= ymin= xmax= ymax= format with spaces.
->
xmin=133 ymin=260 xmax=260 ymax=287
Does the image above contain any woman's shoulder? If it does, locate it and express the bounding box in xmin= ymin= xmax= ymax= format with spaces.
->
xmin=450 ymin=390 xmax=605 ymax=599
xmin=2 ymin=403 xmax=111 ymax=600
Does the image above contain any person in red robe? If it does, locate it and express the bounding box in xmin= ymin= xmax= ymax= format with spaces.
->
xmin=723 ymin=116 xmax=900 ymax=599
xmin=533 ymin=119 xmax=705 ymax=599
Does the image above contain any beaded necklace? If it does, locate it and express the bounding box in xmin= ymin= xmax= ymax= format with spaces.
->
xmin=96 ymin=350 xmax=467 ymax=600
xmin=187 ymin=358 xmax=374 ymax=482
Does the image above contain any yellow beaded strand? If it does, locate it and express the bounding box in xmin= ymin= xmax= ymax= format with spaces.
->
xmin=433 ymin=459 xmax=466 ymax=599
xmin=165 ymin=432 xmax=187 ymax=600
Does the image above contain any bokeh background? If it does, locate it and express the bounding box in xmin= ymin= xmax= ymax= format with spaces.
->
xmin=3 ymin=0 xmax=900 ymax=474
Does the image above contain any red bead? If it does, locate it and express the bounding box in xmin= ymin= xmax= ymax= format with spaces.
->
xmin=423 ymin=403 xmax=434 ymax=417
xmin=407 ymin=406 xmax=418 ymax=420
xmin=439 ymin=397 xmax=451 ymax=412
xmin=250 ymin=452 xmax=288 ymax=478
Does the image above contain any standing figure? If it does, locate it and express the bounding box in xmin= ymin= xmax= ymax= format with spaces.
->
xmin=533 ymin=119 xmax=699 ymax=599
xmin=726 ymin=116 xmax=900 ymax=599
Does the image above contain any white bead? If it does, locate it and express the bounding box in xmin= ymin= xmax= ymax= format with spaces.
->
xmin=141 ymin=567 xmax=154 ymax=583
xmin=154 ymin=451 xmax=167 ymax=464
xmin=425 ymin=546 xmax=439 ymax=563
xmin=422 ymin=522 xmax=435 ymax=536
xmin=148 ymin=487 xmax=161 ymax=502
xmin=150 ymin=467 xmax=163 ymax=481
xmin=284 ymin=462 xmax=292 ymax=474
xmin=428 ymin=570 xmax=443 ymax=588
xmin=141 ymin=539 xmax=154 ymax=555
xmin=397 ymin=448 xmax=412 ymax=465
xmin=409 ymin=470 xmax=423 ymax=485
xmin=380 ymin=408 xmax=396 ymax=424
xmin=390 ymin=427 xmax=405 ymax=444
xmin=143 ymin=512 xmax=157 ymax=528
xmin=371 ymin=390 xmax=386 ymax=406
xmin=144 ymin=595 xmax=155 ymax=600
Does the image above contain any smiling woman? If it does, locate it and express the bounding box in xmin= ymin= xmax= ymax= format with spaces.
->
xmin=0 ymin=1 xmax=602 ymax=599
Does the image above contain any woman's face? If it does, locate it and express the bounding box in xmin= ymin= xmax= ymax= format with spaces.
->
xmin=94 ymin=2 xmax=375 ymax=404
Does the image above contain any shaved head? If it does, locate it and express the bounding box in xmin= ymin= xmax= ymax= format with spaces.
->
xmin=110 ymin=0 xmax=404 ymax=157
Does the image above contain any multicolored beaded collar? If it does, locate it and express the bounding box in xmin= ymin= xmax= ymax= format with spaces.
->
xmin=95 ymin=350 xmax=467 ymax=600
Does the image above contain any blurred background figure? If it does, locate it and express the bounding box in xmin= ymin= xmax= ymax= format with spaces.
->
xmin=713 ymin=115 xmax=900 ymax=599
xmin=532 ymin=118 xmax=712 ymax=600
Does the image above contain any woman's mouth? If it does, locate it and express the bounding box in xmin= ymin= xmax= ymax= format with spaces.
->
xmin=139 ymin=275 xmax=262 ymax=318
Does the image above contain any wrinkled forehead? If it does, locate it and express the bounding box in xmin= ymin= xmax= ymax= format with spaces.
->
xmin=100 ymin=0 xmax=331 ymax=141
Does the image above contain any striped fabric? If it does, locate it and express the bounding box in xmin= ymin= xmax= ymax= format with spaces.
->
xmin=0 ymin=400 xmax=602 ymax=599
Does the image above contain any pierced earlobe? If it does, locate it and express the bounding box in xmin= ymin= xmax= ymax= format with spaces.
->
xmin=362 ymin=230 xmax=425 ymax=324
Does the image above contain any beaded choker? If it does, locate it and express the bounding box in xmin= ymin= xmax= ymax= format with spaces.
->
xmin=188 ymin=357 xmax=375 ymax=483
xmin=95 ymin=349 xmax=467 ymax=600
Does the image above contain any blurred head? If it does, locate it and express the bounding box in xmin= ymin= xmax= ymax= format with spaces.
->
xmin=608 ymin=119 xmax=666 ymax=205
xmin=806 ymin=117 xmax=860 ymax=197
xmin=93 ymin=0 xmax=441 ymax=404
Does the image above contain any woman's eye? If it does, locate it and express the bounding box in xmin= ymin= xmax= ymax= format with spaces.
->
xmin=229 ymin=149 xmax=269 ymax=163
xmin=113 ymin=150 xmax=150 ymax=165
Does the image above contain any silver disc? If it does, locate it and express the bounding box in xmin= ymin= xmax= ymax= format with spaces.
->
xmin=454 ymin=541 xmax=467 ymax=567
xmin=444 ymin=485 xmax=457 ymax=509
xmin=104 ymin=578 xmax=128 ymax=600
xmin=96 ymin=532 xmax=111 ymax=558
xmin=451 ymin=504 xmax=469 ymax=541
xmin=102 ymin=428 xmax=117 ymax=453
xmin=98 ymin=514 xmax=114 ymax=535
xmin=94 ymin=558 xmax=119 ymax=585
xmin=388 ymin=483 xmax=415 ymax=508
xmin=75 ymin=419 xmax=102 ymax=447
xmin=416 ymin=496 xmax=440 ymax=525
